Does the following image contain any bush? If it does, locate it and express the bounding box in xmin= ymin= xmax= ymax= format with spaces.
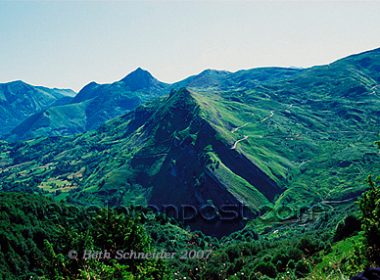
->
xmin=334 ymin=215 xmax=361 ymax=241
xmin=295 ymin=260 xmax=311 ymax=277
xmin=255 ymin=261 xmax=277 ymax=278
xmin=298 ymin=236 xmax=323 ymax=256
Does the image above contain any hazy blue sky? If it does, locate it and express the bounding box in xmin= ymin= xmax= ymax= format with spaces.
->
xmin=0 ymin=1 xmax=379 ymax=91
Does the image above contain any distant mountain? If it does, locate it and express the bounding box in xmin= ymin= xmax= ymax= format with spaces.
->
xmin=172 ymin=69 xmax=231 ymax=88
xmin=9 ymin=68 xmax=169 ymax=140
xmin=172 ymin=67 xmax=302 ymax=90
xmin=8 ymin=67 xmax=305 ymax=140
xmin=121 ymin=67 xmax=166 ymax=91
xmin=0 ymin=80 xmax=75 ymax=136
xmin=73 ymin=67 xmax=167 ymax=103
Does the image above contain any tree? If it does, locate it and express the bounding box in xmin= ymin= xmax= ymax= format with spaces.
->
xmin=359 ymin=140 xmax=380 ymax=265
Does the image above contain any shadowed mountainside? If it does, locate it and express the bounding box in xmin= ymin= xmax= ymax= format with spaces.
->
xmin=0 ymin=80 xmax=75 ymax=136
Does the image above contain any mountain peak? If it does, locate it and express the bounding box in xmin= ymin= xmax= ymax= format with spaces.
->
xmin=121 ymin=68 xmax=161 ymax=91
xmin=199 ymin=69 xmax=231 ymax=76
xmin=0 ymin=80 xmax=28 ymax=87
xmin=134 ymin=67 xmax=146 ymax=72
xmin=0 ymin=80 xmax=34 ymax=94
xmin=7 ymin=80 xmax=26 ymax=85
xmin=127 ymin=67 xmax=150 ymax=76
xmin=168 ymin=87 xmax=194 ymax=103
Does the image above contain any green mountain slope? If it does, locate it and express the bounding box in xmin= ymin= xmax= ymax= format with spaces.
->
xmin=0 ymin=80 xmax=75 ymax=137
xmin=9 ymin=68 xmax=169 ymax=140
xmin=0 ymin=48 xmax=379 ymax=237
xmin=0 ymin=88 xmax=284 ymax=235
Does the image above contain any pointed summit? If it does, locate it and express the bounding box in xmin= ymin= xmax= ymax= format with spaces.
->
xmin=0 ymin=80 xmax=31 ymax=92
xmin=121 ymin=67 xmax=163 ymax=91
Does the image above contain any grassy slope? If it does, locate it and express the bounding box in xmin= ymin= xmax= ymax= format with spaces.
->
xmin=0 ymin=49 xmax=379 ymax=236
xmin=310 ymin=233 xmax=366 ymax=279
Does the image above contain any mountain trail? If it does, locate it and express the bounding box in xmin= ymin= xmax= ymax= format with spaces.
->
xmin=231 ymin=123 xmax=248 ymax=133
xmin=261 ymin=111 xmax=274 ymax=122
xmin=370 ymin=84 xmax=379 ymax=95
xmin=231 ymin=135 xmax=249 ymax=149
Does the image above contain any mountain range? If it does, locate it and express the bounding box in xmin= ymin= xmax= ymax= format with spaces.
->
xmin=0 ymin=80 xmax=75 ymax=136
xmin=0 ymin=48 xmax=379 ymax=236
xmin=7 ymin=68 xmax=169 ymax=140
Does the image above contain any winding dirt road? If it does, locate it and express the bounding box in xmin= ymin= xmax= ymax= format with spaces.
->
xmin=231 ymin=136 xmax=249 ymax=149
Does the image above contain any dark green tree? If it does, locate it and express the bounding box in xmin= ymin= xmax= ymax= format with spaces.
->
xmin=359 ymin=140 xmax=380 ymax=265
